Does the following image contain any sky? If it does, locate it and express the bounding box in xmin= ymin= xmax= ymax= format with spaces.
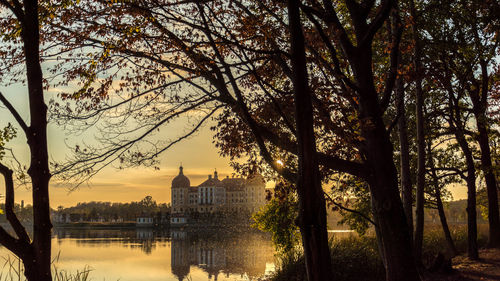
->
xmin=0 ymin=80 xmax=242 ymax=207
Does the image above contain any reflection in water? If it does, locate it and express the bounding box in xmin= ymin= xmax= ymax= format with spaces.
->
xmin=171 ymin=229 xmax=272 ymax=281
xmin=53 ymin=228 xmax=171 ymax=255
xmin=48 ymin=227 xmax=274 ymax=281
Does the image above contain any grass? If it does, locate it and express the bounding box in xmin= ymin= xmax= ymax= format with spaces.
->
xmin=0 ymin=255 xmax=93 ymax=281
xmin=270 ymin=224 xmax=490 ymax=281
xmin=421 ymin=224 xmax=488 ymax=265
xmin=271 ymin=235 xmax=384 ymax=281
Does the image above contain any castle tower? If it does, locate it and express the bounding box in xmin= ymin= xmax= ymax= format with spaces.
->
xmin=171 ymin=165 xmax=190 ymax=224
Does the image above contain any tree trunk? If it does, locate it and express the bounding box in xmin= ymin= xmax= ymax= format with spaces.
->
xmin=454 ymin=130 xmax=479 ymax=260
xmin=470 ymin=66 xmax=500 ymax=248
xmin=287 ymin=0 xmax=333 ymax=280
xmin=428 ymin=144 xmax=457 ymax=256
xmin=435 ymin=185 xmax=458 ymax=257
xmin=364 ymin=117 xmax=420 ymax=281
xmin=396 ymin=76 xmax=413 ymax=239
xmin=22 ymin=1 xmax=53 ymax=280
xmin=353 ymin=47 xmax=420 ymax=280
xmin=409 ymin=0 xmax=426 ymax=264
xmin=476 ymin=121 xmax=500 ymax=248
xmin=465 ymin=172 xmax=479 ymax=260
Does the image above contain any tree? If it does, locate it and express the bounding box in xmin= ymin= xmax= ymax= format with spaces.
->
xmin=421 ymin=0 xmax=500 ymax=258
xmin=139 ymin=195 xmax=157 ymax=209
xmin=0 ymin=0 xmax=53 ymax=280
xmin=426 ymin=141 xmax=458 ymax=256
xmin=395 ymin=75 xmax=413 ymax=240
xmin=50 ymin=1 xmax=420 ymax=280
xmin=287 ymin=0 xmax=333 ymax=278
xmin=252 ymin=182 xmax=300 ymax=255
xmin=408 ymin=0 xmax=427 ymax=263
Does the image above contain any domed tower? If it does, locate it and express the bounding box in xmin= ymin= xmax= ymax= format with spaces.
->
xmin=172 ymin=166 xmax=190 ymax=189
xmin=171 ymin=166 xmax=190 ymax=224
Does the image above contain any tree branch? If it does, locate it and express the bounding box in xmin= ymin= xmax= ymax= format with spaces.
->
xmin=380 ymin=6 xmax=402 ymax=112
xmin=0 ymin=163 xmax=29 ymax=256
xmin=0 ymin=163 xmax=30 ymax=244
xmin=0 ymin=91 xmax=29 ymax=134
xmin=0 ymin=0 xmax=24 ymax=20
xmin=324 ymin=191 xmax=377 ymax=226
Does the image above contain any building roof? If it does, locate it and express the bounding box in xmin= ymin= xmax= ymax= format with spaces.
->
xmin=220 ymin=177 xmax=246 ymax=191
xmin=198 ymin=170 xmax=221 ymax=187
xmin=199 ymin=176 xmax=220 ymax=187
xmin=173 ymin=166 xmax=265 ymax=191
xmin=172 ymin=166 xmax=190 ymax=189
xmin=247 ymin=169 xmax=265 ymax=185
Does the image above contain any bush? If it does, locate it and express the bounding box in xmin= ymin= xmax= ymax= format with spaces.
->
xmin=421 ymin=224 xmax=489 ymax=266
xmin=270 ymin=235 xmax=384 ymax=281
xmin=270 ymin=224 xmax=490 ymax=281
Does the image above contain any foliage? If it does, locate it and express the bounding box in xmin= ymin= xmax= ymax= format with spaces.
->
xmin=331 ymin=176 xmax=373 ymax=236
xmin=476 ymin=188 xmax=494 ymax=221
xmin=0 ymin=124 xmax=16 ymax=160
xmin=252 ymin=182 xmax=300 ymax=255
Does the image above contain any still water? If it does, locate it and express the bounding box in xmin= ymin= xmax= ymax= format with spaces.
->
xmin=1 ymin=227 xmax=276 ymax=281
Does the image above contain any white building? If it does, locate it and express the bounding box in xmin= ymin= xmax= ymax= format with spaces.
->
xmin=170 ymin=166 xmax=266 ymax=224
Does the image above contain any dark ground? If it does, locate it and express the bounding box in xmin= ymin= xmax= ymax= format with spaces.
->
xmin=425 ymin=249 xmax=500 ymax=280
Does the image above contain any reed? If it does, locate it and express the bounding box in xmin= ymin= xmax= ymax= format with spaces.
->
xmin=0 ymin=255 xmax=93 ymax=281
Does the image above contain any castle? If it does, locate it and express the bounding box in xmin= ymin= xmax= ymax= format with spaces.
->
xmin=170 ymin=166 xmax=267 ymax=224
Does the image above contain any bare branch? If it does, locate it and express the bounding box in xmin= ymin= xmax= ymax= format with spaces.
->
xmin=324 ymin=191 xmax=377 ymax=226
xmin=0 ymin=91 xmax=29 ymax=134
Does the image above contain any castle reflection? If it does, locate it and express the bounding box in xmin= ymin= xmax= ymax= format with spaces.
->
xmin=171 ymin=229 xmax=273 ymax=281
xmin=52 ymin=227 xmax=274 ymax=280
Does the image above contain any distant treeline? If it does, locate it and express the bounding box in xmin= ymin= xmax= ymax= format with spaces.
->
xmin=53 ymin=196 xmax=170 ymax=222
xmin=0 ymin=203 xmax=33 ymax=223
xmin=326 ymin=198 xmax=487 ymax=230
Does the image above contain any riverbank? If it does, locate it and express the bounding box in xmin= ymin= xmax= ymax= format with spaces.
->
xmin=268 ymin=225 xmax=491 ymax=281
xmin=54 ymin=222 xmax=138 ymax=228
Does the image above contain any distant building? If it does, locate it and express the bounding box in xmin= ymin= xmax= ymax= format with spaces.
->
xmin=136 ymin=217 xmax=154 ymax=227
xmin=170 ymin=166 xmax=266 ymax=225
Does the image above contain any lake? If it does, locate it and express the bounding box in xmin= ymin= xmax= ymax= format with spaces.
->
xmin=0 ymin=227 xmax=276 ymax=281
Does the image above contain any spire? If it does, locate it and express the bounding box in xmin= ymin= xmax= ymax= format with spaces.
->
xmin=179 ymin=165 xmax=183 ymax=175
xmin=214 ymin=168 xmax=218 ymax=180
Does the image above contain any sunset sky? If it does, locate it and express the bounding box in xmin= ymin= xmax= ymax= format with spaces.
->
xmin=0 ymin=82 xmax=468 ymax=208
xmin=0 ymin=81 xmax=241 ymax=207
